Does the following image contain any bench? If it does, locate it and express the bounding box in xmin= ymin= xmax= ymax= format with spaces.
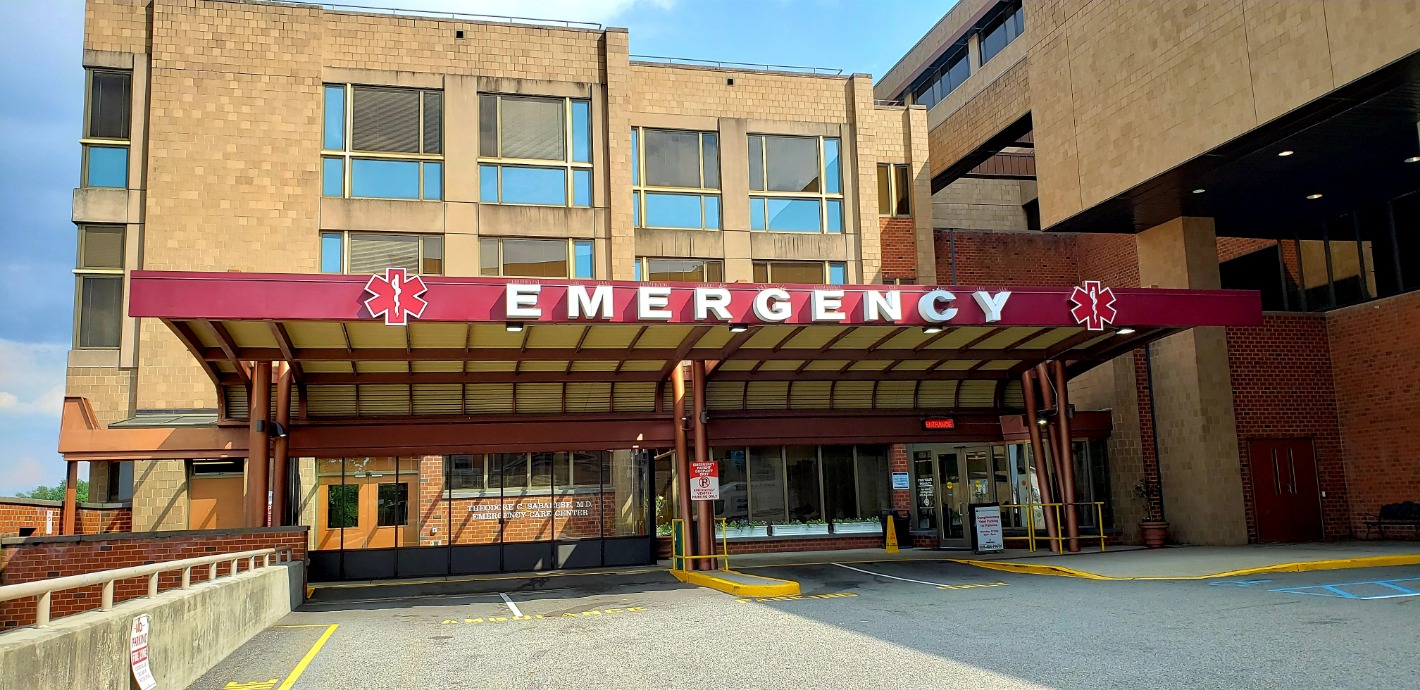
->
xmin=1364 ymin=501 xmax=1420 ymax=539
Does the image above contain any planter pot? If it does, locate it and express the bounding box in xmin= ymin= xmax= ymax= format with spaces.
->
xmin=832 ymin=522 xmax=883 ymax=535
xmin=770 ymin=523 xmax=829 ymax=537
xmin=1139 ymin=520 xmax=1169 ymax=548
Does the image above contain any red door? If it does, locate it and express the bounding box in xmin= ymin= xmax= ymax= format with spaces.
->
xmin=1248 ymin=439 xmax=1324 ymax=542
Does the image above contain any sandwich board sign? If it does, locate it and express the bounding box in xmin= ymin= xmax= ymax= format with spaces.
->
xmin=130 ymin=614 xmax=157 ymax=690
xmin=970 ymin=503 xmax=1004 ymax=554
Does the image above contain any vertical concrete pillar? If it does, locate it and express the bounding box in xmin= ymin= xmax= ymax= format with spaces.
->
xmin=61 ymin=461 xmax=80 ymax=535
xmin=905 ymin=105 xmax=936 ymax=284
xmin=670 ymin=363 xmax=694 ymax=563
xmin=246 ymin=361 xmax=273 ymax=528
xmin=967 ymin=33 xmax=982 ymax=72
xmin=602 ymin=29 xmax=635 ymax=280
xmin=271 ymin=363 xmax=292 ymax=526
xmin=848 ymin=74 xmax=881 ymax=284
xmin=1136 ymin=217 xmax=1247 ymax=545
xmin=691 ymin=361 xmax=714 ymax=570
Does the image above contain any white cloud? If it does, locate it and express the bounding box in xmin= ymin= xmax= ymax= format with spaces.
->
xmin=0 ymin=339 xmax=68 ymax=418
xmin=322 ymin=0 xmax=675 ymax=26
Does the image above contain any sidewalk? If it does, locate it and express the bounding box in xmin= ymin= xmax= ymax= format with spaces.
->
xmin=728 ymin=541 xmax=1420 ymax=580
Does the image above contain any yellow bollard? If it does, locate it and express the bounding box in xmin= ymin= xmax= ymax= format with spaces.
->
xmin=885 ymin=515 xmax=900 ymax=554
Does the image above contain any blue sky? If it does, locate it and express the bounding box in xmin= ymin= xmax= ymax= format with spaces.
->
xmin=0 ymin=0 xmax=950 ymax=496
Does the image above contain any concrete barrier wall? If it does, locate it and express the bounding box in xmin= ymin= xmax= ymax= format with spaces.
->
xmin=0 ymin=560 xmax=303 ymax=690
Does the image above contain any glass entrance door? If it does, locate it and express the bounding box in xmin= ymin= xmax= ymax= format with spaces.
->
xmin=937 ymin=445 xmax=1007 ymax=547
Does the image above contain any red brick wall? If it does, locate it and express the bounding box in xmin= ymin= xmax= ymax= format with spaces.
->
xmin=937 ymin=230 xmax=1139 ymax=289
xmin=1076 ymin=233 xmax=1141 ymax=288
xmin=1226 ymin=315 xmax=1349 ymax=540
xmin=880 ymin=218 xmax=918 ymax=281
xmin=1327 ymin=290 xmax=1420 ymax=535
xmin=889 ymin=444 xmax=911 ymax=512
xmin=0 ymin=500 xmax=132 ymax=538
xmin=0 ymin=527 xmax=307 ymax=628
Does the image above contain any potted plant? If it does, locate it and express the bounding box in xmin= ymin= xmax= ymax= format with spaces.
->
xmin=1134 ymin=478 xmax=1168 ymax=548
xmin=832 ymin=518 xmax=883 ymax=535
xmin=769 ymin=520 xmax=828 ymax=536
xmin=717 ymin=520 xmax=769 ymax=539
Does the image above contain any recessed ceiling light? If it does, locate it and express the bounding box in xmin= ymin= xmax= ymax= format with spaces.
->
xmin=1306 ymin=193 xmax=1323 ymax=200
xmin=1115 ymin=327 xmax=1137 ymax=335
xmin=1277 ymin=150 xmax=1294 ymax=157
xmin=1191 ymin=188 xmax=1205 ymax=194
xmin=1406 ymin=156 xmax=1420 ymax=163
xmin=922 ymin=325 xmax=944 ymax=335
xmin=505 ymin=321 xmax=525 ymax=332
xmin=728 ymin=324 xmax=749 ymax=333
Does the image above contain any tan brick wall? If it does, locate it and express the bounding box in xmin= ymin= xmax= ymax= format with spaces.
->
xmin=926 ymin=58 xmax=1029 ymax=180
xmin=131 ymin=459 xmax=189 ymax=531
xmin=629 ymin=64 xmax=851 ymax=123
xmin=83 ymin=0 xmax=147 ymax=54
xmin=65 ymin=366 xmax=136 ymax=427
xmin=933 ymin=177 xmax=1033 ymax=231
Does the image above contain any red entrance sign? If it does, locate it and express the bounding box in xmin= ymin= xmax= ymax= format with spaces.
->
xmin=690 ymin=461 xmax=719 ymax=501
xmin=923 ymin=417 xmax=956 ymax=430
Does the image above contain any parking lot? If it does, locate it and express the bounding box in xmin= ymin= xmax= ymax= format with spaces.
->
xmin=193 ymin=560 xmax=1420 ymax=689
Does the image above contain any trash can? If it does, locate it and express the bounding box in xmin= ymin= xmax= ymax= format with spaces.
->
xmin=879 ymin=510 xmax=911 ymax=549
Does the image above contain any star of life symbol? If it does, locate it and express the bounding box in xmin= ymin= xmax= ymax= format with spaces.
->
xmin=1068 ymin=280 xmax=1117 ymax=331
xmin=363 ymin=267 xmax=428 ymax=326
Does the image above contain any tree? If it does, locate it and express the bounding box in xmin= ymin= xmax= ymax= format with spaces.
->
xmin=16 ymin=480 xmax=89 ymax=503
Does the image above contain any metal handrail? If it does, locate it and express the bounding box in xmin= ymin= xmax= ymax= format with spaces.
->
xmin=670 ymin=518 xmax=731 ymax=571
xmin=998 ymin=502 xmax=1108 ymax=553
xmin=238 ymin=1 xmax=603 ymax=29
xmin=630 ymin=55 xmax=843 ymax=76
xmin=0 ymin=547 xmax=294 ymax=628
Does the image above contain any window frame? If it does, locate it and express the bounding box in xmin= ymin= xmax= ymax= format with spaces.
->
xmin=479 ymin=237 xmax=595 ymax=279
xmin=319 ymin=231 xmax=445 ymax=276
xmin=719 ymin=445 xmax=886 ymax=526
xmin=443 ymin=452 xmax=605 ymax=498
xmin=632 ymin=127 xmax=722 ymax=230
xmin=752 ymin=260 xmax=848 ymax=285
xmin=478 ymin=94 xmax=593 ymax=208
xmin=877 ymin=163 xmax=912 ymax=217
xmin=73 ymin=225 xmax=126 ymax=350
xmin=748 ymin=134 xmax=845 ymax=234
xmin=80 ymin=68 xmax=132 ymax=189
xmin=633 ymin=257 xmax=725 ymax=282
xmin=321 ymin=84 xmax=444 ymax=201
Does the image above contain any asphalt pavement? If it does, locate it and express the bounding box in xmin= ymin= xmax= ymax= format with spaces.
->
xmin=191 ymin=560 xmax=1420 ymax=689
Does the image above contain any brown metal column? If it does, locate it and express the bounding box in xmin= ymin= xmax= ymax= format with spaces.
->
xmin=671 ymin=362 xmax=695 ymax=565
xmin=246 ymin=361 xmax=272 ymax=528
xmin=270 ymin=363 xmax=292 ymax=527
xmin=1035 ymin=363 xmax=1072 ymax=552
xmin=1052 ymin=361 xmax=1081 ymax=552
xmin=691 ymin=360 xmax=714 ymax=571
xmin=60 ymin=461 xmax=79 ymax=535
xmin=1020 ymin=370 xmax=1059 ymax=553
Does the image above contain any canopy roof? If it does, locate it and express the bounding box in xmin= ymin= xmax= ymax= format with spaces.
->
xmin=128 ymin=271 xmax=1262 ymax=420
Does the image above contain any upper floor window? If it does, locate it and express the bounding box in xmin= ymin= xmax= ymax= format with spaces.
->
xmin=82 ymin=69 xmax=131 ymax=188
xmin=633 ymin=257 xmax=724 ymax=282
xmin=980 ymin=1 xmax=1025 ymax=65
xmin=632 ymin=128 xmax=721 ymax=230
xmin=320 ymin=232 xmax=443 ymax=276
xmin=480 ymin=237 xmax=594 ymax=279
xmin=753 ymin=260 xmax=847 ymax=285
xmin=748 ymin=135 xmax=843 ymax=233
xmin=912 ymin=48 xmax=969 ymax=110
xmin=322 ymin=85 xmax=443 ymax=200
xmin=74 ymin=225 xmax=125 ymax=348
xmin=479 ymin=94 xmax=592 ymax=207
xmin=877 ymin=163 xmax=912 ymax=217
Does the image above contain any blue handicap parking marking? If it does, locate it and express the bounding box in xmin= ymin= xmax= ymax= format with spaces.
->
xmin=1270 ymin=577 xmax=1420 ymax=600
xmin=1208 ymin=579 xmax=1273 ymax=587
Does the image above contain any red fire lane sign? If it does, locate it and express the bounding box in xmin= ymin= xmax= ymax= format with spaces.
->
xmin=690 ymin=461 xmax=719 ymax=501
xmin=130 ymin=614 xmax=156 ymax=690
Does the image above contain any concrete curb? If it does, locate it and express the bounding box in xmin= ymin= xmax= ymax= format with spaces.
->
xmin=670 ymin=568 xmax=801 ymax=596
xmin=949 ymin=554 xmax=1420 ymax=581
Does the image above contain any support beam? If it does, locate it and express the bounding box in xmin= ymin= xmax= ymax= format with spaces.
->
xmin=61 ymin=461 xmax=79 ymax=535
xmin=671 ymin=363 xmax=693 ymax=565
xmin=271 ymin=362 xmax=292 ymax=527
xmin=1052 ymin=360 xmax=1081 ymax=552
xmin=245 ymin=361 xmax=273 ymax=528
xmin=1020 ymin=369 xmax=1057 ymax=552
xmin=691 ymin=360 xmax=714 ymax=571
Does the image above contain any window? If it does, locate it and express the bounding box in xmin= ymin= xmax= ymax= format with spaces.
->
xmin=748 ymin=135 xmax=843 ymax=233
xmin=480 ymin=237 xmax=594 ymax=278
xmin=74 ymin=225 xmax=124 ymax=348
xmin=82 ymin=69 xmax=131 ymax=188
xmin=632 ymin=128 xmax=721 ymax=229
xmin=980 ymin=1 xmax=1025 ymax=65
xmin=877 ymin=163 xmax=912 ymax=216
xmin=910 ymin=48 xmax=970 ymax=110
xmin=724 ymin=445 xmax=890 ymax=527
xmin=634 ymin=257 xmax=724 ymax=282
xmin=327 ymin=484 xmax=359 ymax=529
xmin=479 ymin=94 xmax=592 ymax=207
xmin=443 ymin=452 xmax=606 ymax=495
xmin=752 ymin=260 xmax=847 ymax=285
xmin=322 ymin=84 xmax=443 ymax=200
xmin=377 ymin=483 xmax=408 ymax=526
xmin=319 ymin=232 xmax=443 ymax=275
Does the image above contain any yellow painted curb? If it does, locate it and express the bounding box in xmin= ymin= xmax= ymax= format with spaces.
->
xmin=950 ymin=553 xmax=1420 ymax=581
xmin=671 ymin=568 xmax=801 ymax=597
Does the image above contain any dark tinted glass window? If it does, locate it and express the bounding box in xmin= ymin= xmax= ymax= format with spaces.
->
xmin=644 ymin=129 xmax=703 ymax=188
xmin=785 ymin=445 xmax=822 ymax=521
xmin=351 ymin=87 xmax=421 ymax=153
xmin=327 ymin=484 xmax=359 ymax=529
xmin=377 ymin=483 xmax=408 ymax=526
xmin=88 ymin=70 xmax=130 ymax=139
xmin=78 ymin=276 xmax=122 ymax=348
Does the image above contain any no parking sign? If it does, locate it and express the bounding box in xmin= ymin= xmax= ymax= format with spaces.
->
xmin=690 ymin=461 xmax=719 ymax=501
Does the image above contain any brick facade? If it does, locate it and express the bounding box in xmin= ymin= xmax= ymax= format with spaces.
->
xmin=879 ymin=218 xmax=918 ymax=281
xmin=0 ymin=527 xmax=307 ymax=628
xmin=0 ymin=499 xmax=131 ymax=539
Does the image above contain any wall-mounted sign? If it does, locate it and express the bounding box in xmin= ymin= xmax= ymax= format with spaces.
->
xmin=130 ymin=614 xmax=157 ymax=690
xmin=690 ymin=461 xmax=719 ymax=501
xmin=891 ymin=472 xmax=910 ymax=490
xmin=922 ymin=417 xmax=956 ymax=430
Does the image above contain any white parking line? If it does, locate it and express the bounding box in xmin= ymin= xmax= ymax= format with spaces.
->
xmin=499 ymin=592 xmax=523 ymax=617
xmin=832 ymin=563 xmax=954 ymax=588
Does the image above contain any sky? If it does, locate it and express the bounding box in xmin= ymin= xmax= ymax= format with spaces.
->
xmin=0 ymin=0 xmax=951 ymax=496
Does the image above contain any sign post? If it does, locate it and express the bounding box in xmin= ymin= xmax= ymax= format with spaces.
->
xmin=130 ymin=614 xmax=157 ymax=690
xmin=970 ymin=503 xmax=1004 ymax=554
xmin=689 ymin=461 xmax=719 ymax=501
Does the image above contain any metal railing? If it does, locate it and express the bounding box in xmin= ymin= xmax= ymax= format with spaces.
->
xmin=249 ymin=1 xmax=602 ymax=29
xmin=630 ymin=55 xmax=843 ymax=76
xmin=0 ymin=547 xmax=294 ymax=628
xmin=670 ymin=518 xmax=730 ymax=571
xmin=998 ymin=502 xmax=1108 ymax=553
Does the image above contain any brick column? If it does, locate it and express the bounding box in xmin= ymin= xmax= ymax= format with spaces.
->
xmin=1136 ymin=217 xmax=1247 ymax=545
xmin=889 ymin=444 xmax=911 ymax=512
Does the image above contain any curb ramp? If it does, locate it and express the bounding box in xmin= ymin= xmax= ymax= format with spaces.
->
xmin=670 ymin=568 xmax=801 ymax=596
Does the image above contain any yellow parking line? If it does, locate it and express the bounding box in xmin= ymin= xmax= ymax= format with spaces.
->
xmin=275 ymin=624 xmax=338 ymax=690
